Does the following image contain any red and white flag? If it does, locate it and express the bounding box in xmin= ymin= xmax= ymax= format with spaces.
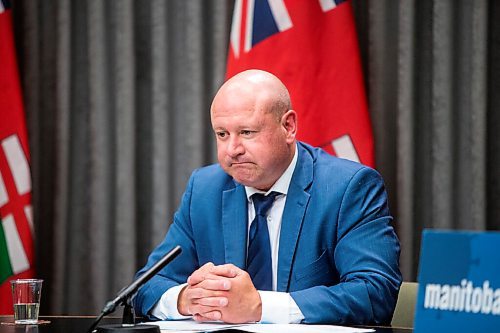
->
xmin=0 ymin=0 xmax=35 ymax=314
xmin=227 ymin=0 xmax=374 ymax=166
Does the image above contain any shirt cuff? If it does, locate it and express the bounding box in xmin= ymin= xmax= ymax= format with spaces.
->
xmin=150 ymin=283 xmax=192 ymax=320
xmin=258 ymin=291 xmax=305 ymax=324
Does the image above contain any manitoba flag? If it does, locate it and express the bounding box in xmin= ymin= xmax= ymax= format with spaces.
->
xmin=227 ymin=0 xmax=374 ymax=166
xmin=0 ymin=0 xmax=35 ymax=314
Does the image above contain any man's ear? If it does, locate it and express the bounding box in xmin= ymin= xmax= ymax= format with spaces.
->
xmin=281 ymin=110 xmax=297 ymax=143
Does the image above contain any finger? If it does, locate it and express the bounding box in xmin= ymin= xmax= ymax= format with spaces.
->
xmin=207 ymin=264 xmax=240 ymax=278
xmin=185 ymin=286 xmax=227 ymax=300
xmin=188 ymin=262 xmax=215 ymax=285
xmin=189 ymin=272 xmax=226 ymax=285
xmin=192 ymin=314 xmax=206 ymax=322
xmin=199 ymin=262 xmax=215 ymax=270
xmin=193 ymin=311 xmax=222 ymax=322
xmin=188 ymin=263 xmax=240 ymax=286
xmin=196 ymin=278 xmax=231 ymax=291
xmin=194 ymin=296 xmax=228 ymax=307
xmin=189 ymin=304 xmax=223 ymax=318
xmin=188 ymin=265 xmax=239 ymax=286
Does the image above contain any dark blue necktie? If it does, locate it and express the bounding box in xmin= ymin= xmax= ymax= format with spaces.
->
xmin=247 ymin=192 xmax=279 ymax=291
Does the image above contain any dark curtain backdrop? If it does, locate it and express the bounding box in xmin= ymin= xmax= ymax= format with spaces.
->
xmin=10 ymin=0 xmax=500 ymax=315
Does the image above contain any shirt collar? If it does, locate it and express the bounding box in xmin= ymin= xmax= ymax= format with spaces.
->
xmin=245 ymin=143 xmax=298 ymax=200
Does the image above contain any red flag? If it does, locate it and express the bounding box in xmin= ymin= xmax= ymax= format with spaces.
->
xmin=226 ymin=0 xmax=374 ymax=166
xmin=0 ymin=1 xmax=35 ymax=314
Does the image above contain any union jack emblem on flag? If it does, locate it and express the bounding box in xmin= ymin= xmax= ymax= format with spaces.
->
xmin=231 ymin=0 xmax=346 ymax=58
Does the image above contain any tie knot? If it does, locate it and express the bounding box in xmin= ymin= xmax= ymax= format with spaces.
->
xmin=252 ymin=192 xmax=279 ymax=217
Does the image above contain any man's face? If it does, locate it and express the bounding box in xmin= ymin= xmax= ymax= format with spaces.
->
xmin=211 ymin=90 xmax=296 ymax=191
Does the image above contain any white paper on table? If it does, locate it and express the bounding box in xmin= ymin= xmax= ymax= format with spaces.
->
xmin=237 ymin=324 xmax=374 ymax=333
xmin=142 ymin=320 xmax=374 ymax=333
xmin=141 ymin=319 xmax=246 ymax=333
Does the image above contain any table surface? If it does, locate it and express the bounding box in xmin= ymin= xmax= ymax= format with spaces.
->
xmin=0 ymin=316 xmax=413 ymax=333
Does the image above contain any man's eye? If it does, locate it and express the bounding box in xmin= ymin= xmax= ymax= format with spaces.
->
xmin=216 ymin=132 xmax=227 ymax=138
xmin=241 ymin=130 xmax=253 ymax=136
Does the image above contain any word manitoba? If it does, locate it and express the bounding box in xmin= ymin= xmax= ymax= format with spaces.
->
xmin=424 ymin=279 xmax=500 ymax=315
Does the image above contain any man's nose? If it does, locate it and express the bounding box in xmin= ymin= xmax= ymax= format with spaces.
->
xmin=227 ymin=136 xmax=244 ymax=157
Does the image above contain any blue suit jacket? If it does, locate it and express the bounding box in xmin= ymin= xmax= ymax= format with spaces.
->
xmin=134 ymin=142 xmax=402 ymax=325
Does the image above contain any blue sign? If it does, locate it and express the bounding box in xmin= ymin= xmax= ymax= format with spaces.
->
xmin=414 ymin=230 xmax=500 ymax=332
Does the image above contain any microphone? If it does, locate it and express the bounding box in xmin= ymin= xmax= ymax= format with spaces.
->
xmin=88 ymin=245 xmax=182 ymax=333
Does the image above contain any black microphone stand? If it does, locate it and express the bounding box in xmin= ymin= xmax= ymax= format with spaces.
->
xmin=87 ymin=245 xmax=182 ymax=333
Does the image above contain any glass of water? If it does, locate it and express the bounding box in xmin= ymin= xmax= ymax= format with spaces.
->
xmin=10 ymin=279 xmax=43 ymax=324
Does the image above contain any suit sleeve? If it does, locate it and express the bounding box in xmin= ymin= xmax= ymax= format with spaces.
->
xmin=290 ymin=167 xmax=402 ymax=325
xmin=133 ymin=171 xmax=200 ymax=319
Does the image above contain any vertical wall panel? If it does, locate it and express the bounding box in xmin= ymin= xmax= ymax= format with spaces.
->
xmin=356 ymin=0 xmax=492 ymax=279
xmin=396 ymin=0 xmax=417 ymax=280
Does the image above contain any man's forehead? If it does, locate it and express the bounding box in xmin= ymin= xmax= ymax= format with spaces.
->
xmin=211 ymin=107 xmax=269 ymax=128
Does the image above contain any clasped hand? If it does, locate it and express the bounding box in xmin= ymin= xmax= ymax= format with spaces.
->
xmin=177 ymin=263 xmax=262 ymax=323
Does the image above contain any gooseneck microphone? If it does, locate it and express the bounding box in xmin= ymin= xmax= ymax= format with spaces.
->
xmin=88 ymin=245 xmax=182 ymax=333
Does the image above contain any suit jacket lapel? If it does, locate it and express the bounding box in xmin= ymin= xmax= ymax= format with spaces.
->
xmin=222 ymin=184 xmax=248 ymax=269
xmin=277 ymin=143 xmax=313 ymax=292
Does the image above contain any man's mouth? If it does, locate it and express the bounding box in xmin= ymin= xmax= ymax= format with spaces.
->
xmin=230 ymin=161 xmax=252 ymax=166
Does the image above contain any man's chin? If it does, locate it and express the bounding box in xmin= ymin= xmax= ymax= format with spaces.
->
xmin=229 ymin=172 xmax=258 ymax=186
xmin=232 ymin=176 xmax=255 ymax=187
xmin=234 ymin=176 xmax=272 ymax=191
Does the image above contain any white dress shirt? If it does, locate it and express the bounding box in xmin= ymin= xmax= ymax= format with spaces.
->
xmin=152 ymin=145 xmax=304 ymax=323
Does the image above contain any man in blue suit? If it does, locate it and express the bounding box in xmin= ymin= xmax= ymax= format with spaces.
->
xmin=134 ymin=70 xmax=401 ymax=325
